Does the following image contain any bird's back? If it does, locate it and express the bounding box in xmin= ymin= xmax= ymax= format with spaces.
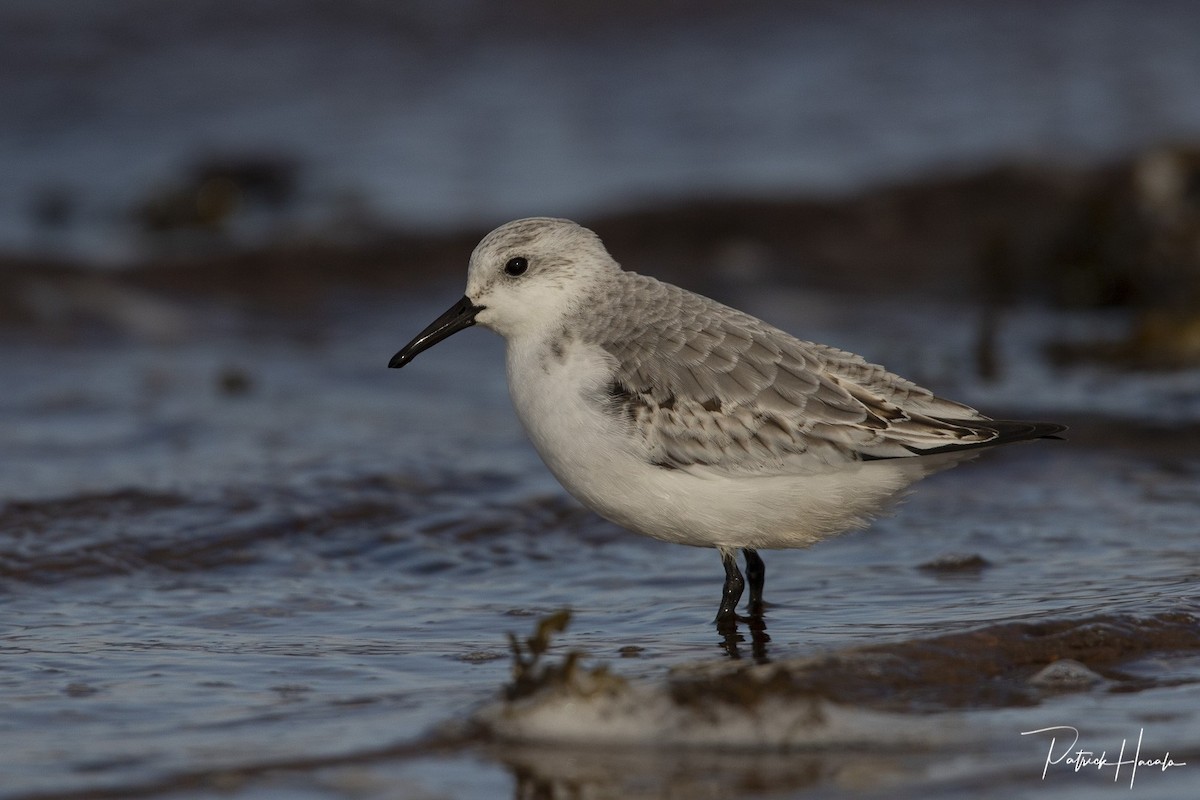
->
xmin=573 ymin=271 xmax=1062 ymax=477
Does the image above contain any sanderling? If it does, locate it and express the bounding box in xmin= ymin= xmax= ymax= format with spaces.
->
xmin=390 ymin=217 xmax=1064 ymax=626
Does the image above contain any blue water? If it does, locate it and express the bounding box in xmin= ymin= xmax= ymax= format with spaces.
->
xmin=1 ymin=286 xmax=1197 ymax=798
xmin=5 ymin=0 xmax=1200 ymax=261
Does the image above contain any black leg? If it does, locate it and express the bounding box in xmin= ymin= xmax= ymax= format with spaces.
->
xmin=715 ymin=548 xmax=745 ymax=625
xmin=744 ymin=548 xmax=765 ymax=615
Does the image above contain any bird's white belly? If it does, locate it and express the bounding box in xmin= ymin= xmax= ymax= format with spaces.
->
xmin=505 ymin=339 xmax=917 ymax=550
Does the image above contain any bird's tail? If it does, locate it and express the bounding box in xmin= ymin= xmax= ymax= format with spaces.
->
xmin=908 ymin=418 xmax=1067 ymax=456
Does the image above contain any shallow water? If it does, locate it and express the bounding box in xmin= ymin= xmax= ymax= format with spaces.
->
xmin=1 ymin=287 xmax=1198 ymax=799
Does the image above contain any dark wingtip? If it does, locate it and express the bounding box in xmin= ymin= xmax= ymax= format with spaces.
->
xmin=972 ymin=419 xmax=1069 ymax=447
xmin=1027 ymin=422 xmax=1069 ymax=440
xmin=895 ymin=418 xmax=1069 ymax=457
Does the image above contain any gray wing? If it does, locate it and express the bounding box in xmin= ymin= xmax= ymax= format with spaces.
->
xmin=583 ymin=273 xmax=1051 ymax=474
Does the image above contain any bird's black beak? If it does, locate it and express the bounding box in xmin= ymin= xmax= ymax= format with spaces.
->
xmin=389 ymin=296 xmax=484 ymax=368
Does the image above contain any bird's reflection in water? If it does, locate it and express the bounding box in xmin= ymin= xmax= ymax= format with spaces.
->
xmin=717 ymin=611 xmax=771 ymax=662
xmin=504 ymin=746 xmax=834 ymax=800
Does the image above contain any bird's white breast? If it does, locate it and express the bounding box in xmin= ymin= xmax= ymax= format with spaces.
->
xmin=505 ymin=336 xmax=636 ymax=507
xmin=504 ymin=334 xmax=727 ymax=544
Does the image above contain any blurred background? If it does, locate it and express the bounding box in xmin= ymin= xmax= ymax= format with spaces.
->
xmin=3 ymin=2 xmax=1200 ymax=799
xmin=0 ymin=3 xmax=1197 ymax=253
xmin=5 ymin=0 xmax=1200 ymax=356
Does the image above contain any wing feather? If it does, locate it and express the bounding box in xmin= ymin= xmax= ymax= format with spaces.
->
xmin=584 ymin=273 xmax=1058 ymax=474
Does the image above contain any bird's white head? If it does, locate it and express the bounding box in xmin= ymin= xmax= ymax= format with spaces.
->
xmin=389 ymin=217 xmax=618 ymax=367
xmin=466 ymin=217 xmax=617 ymax=338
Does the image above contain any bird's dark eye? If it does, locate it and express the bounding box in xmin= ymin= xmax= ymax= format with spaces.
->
xmin=504 ymin=257 xmax=528 ymax=276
